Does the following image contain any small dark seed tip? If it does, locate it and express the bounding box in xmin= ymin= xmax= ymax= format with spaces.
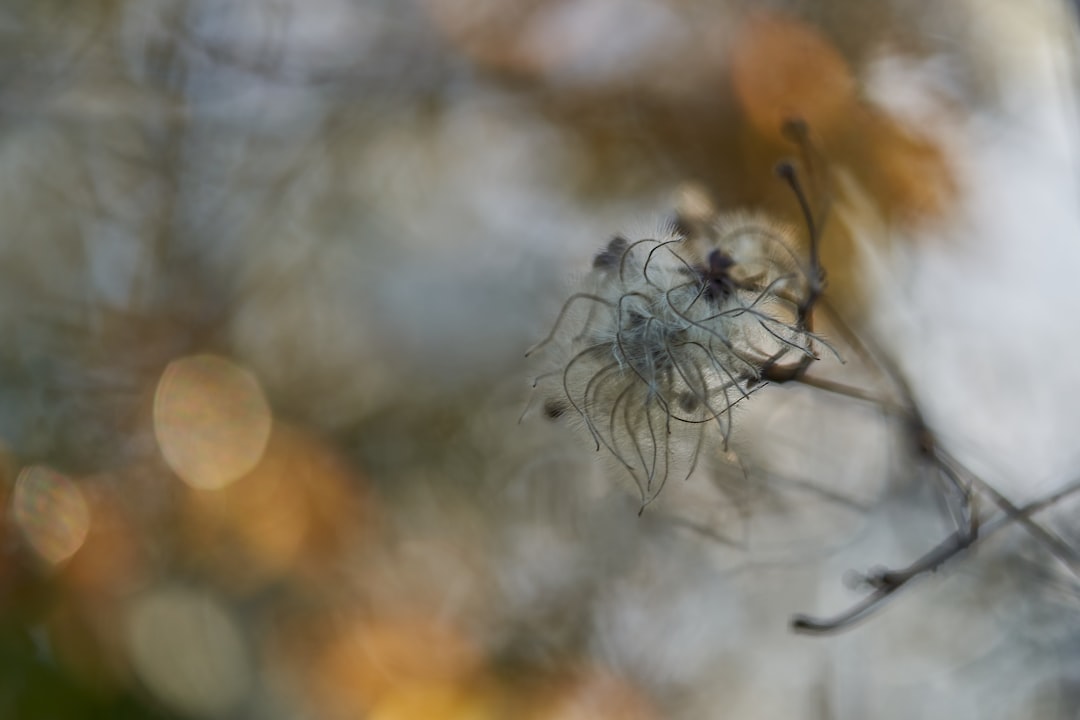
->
xmin=708 ymin=249 xmax=736 ymax=271
xmin=678 ymin=392 xmax=699 ymax=413
xmin=593 ymin=235 xmax=630 ymax=270
xmin=543 ymin=399 xmax=567 ymax=420
xmin=774 ymin=160 xmax=797 ymax=181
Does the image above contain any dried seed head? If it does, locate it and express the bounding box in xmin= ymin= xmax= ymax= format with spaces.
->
xmin=527 ymin=210 xmax=822 ymax=509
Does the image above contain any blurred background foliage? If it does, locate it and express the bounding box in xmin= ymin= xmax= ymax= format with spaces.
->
xmin=1 ymin=1 xmax=1079 ymax=718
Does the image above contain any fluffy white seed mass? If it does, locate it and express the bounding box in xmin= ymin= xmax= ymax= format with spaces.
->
xmin=528 ymin=212 xmax=820 ymax=506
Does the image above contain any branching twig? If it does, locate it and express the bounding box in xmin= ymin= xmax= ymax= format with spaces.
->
xmin=791 ymin=477 xmax=1080 ymax=634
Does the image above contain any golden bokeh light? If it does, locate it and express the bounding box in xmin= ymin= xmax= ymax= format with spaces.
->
xmin=730 ymin=11 xmax=856 ymax=144
xmin=179 ymin=422 xmax=369 ymax=595
xmin=12 ymin=466 xmax=91 ymax=566
xmin=60 ymin=478 xmax=149 ymax=598
xmin=368 ymin=680 xmax=504 ymax=720
xmin=286 ymin=612 xmax=485 ymax=718
xmin=153 ymin=354 xmax=272 ymax=490
xmin=127 ymin=587 xmax=251 ymax=717
xmin=423 ymin=0 xmax=546 ymax=78
xmin=850 ymin=109 xmax=958 ymax=224
xmin=524 ymin=667 xmax=659 ymax=720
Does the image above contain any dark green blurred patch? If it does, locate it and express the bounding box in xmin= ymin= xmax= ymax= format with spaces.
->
xmin=0 ymin=620 xmax=174 ymax=720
